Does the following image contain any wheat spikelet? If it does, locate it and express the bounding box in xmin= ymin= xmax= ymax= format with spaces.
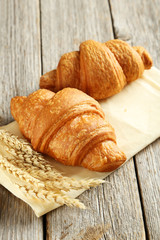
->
xmin=0 ymin=130 xmax=105 ymax=188
xmin=0 ymin=154 xmax=45 ymax=188
xmin=44 ymin=178 xmax=105 ymax=191
xmin=0 ymin=130 xmax=59 ymax=174
xmin=16 ymin=184 xmax=86 ymax=209
xmin=0 ymin=129 xmax=104 ymax=208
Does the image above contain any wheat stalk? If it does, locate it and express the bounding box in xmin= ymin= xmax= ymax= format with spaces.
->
xmin=0 ymin=130 xmax=104 ymax=189
xmin=0 ymin=129 xmax=104 ymax=208
xmin=0 ymin=154 xmax=45 ymax=188
xmin=16 ymin=184 xmax=86 ymax=209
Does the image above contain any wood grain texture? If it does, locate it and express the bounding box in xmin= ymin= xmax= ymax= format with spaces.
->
xmin=40 ymin=0 xmax=145 ymax=239
xmin=46 ymin=160 xmax=145 ymax=240
xmin=109 ymin=0 xmax=160 ymax=239
xmin=1 ymin=0 xmax=159 ymax=239
xmin=109 ymin=0 xmax=160 ymax=67
xmin=41 ymin=0 xmax=113 ymax=73
xmin=0 ymin=0 xmax=43 ymax=239
xmin=135 ymin=139 xmax=160 ymax=240
xmin=0 ymin=186 xmax=43 ymax=240
xmin=0 ymin=0 xmax=41 ymax=125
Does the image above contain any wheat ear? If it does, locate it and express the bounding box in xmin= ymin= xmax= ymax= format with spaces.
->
xmin=16 ymin=184 xmax=86 ymax=209
xmin=0 ymin=130 xmax=104 ymax=208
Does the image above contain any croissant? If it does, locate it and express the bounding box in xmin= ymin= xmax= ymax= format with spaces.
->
xmin=10 ymin=88 xmax=126 ymax=172
xmin=40 ymin=39 xmax=153 ymax=100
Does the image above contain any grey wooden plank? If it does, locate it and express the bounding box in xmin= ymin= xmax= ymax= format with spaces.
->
xmin=109 ymin=0 xmax=160 ymax=67
xmin=135 ymin=140 xmax=160 ymax=240
xmin=0 ymin=0 xmax=43 ymax=239
xmin=0 ymin=186 xmax=43 ymax=240
xmin=46 ymin=160 xmax=145 ymax=240
xmin=40 ymin=0 xmax=145 ymax=239
xmin=0 ymin=0 xmax=41 ymax=125
xmin=41 ymin=0 xmax=113 ymax=73
xmin=109 ymin=0 xmax=160 ymax=239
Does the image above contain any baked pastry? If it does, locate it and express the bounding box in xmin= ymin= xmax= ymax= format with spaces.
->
xmin=11 ymin=88 xmax=126 ymax=172
xmin=40 ymin=39 xmax=152 ymax=100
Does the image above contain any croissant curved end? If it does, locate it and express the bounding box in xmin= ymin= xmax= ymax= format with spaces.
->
xmin=10 ymin=96 xmax=26 ymax=122
xmin=81 ymin=141 xmax=127 ymax=172
xmin=40 ymin=69 xmax=57 ymax=91
xmin=133 ymin=46 xmax=153 ymax=70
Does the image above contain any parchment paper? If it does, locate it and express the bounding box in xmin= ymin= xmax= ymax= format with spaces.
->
xmin=0 ymin=67 xmax=160 ymax=217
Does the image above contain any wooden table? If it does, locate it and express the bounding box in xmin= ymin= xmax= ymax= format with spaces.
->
xmin=0 ymin=0 xmax=160 ymax=239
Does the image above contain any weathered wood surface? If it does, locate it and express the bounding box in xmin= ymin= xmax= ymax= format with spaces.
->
xmin=0 ymin=0 xmax=43 ymax=239
xmin=0 ymin=186 xmax=43 ymax=240
xmin=110 ymin=0 xmax=160 ymax=239
xmin=0 ymin=0 xmax=159 ymax=239
xmin=41 ymin=0 xmax=145 ymax=239
xmin=46 ymin=160 xmax=145 ymax=240
xmin=135 ymin=139 xmax=160 ymax=240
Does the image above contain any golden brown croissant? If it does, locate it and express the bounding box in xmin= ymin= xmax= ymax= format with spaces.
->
xmin=40 ymin=39 xmax=153 ymax=100
xmin=10 ymin=88 xmax=126 ymax=172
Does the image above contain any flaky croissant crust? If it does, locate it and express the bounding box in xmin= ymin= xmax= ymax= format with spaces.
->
xmin=40 ymin=39 xmax=152 ymax=100
xmin=11 ymin=88 xmax=126 ymax=172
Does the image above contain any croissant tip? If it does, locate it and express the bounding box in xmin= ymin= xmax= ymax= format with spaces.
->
xmin=144 ymin=53 xmax=153 ymax=70
xmin=100 ymin=158 xmax=127 ymax=172
xmin=133 ymin=46 xmax=153 ymax=70
xmin=82 ymin=158 xmax=126 ymax=172
xmin=10 ymin=96 xmax=26 ymax=122
xmin=40 ymin=70 xmax=57 ymax=91
xmin=141 ymin=49 xmax=153 ymax=70
xmin=39 ymin=75 xmax=54 ymax=91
